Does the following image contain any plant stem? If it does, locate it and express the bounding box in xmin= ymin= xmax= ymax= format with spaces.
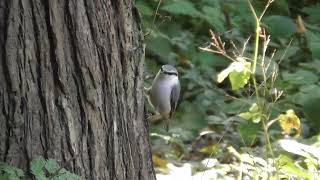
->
xmin=247 ymin=0 xmax=274 ymax=158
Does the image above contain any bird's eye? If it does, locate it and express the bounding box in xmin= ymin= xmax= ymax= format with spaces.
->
xmin=160 ymin=67 xmax=164 ymax=72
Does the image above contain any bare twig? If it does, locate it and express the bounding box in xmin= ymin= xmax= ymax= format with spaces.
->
xmin=241 ymin=36 xmax=251 ymax=56
xmin=152 ymin=0 xmax=163 ymax=27
xmin=259 ymin=0 xmax=274 ymax=21
xmin=200 ymin=30 xmax=237 ymax=61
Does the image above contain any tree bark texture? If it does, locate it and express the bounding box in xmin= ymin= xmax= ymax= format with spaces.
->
xmin=0 ymin=0 xmax=155 ymax=179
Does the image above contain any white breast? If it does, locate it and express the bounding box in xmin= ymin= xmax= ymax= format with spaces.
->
xmin=149 ymin=75 xmax=179 ymax=115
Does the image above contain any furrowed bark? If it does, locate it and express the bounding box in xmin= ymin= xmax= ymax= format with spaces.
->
xmin=0 ymin=0 xmax=155 ymax=179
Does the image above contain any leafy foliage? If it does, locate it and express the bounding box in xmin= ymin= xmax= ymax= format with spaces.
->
xmin=137 ymin=0 xmax=320 ymax=178
xmin=0 ymin=162 xmax=24 ymax=180
xmin=0 ymin=156 xmax=80 ymax=180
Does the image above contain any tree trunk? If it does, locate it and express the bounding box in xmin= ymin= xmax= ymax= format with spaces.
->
xmin=0 ymin=0 xmax=155 ymax=179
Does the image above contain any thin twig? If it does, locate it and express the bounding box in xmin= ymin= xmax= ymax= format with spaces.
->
xmin=259 ymin=0 xmax=274 ymax=21
xmin=241 ymin=36 xmax=251 ymax=56
xmin=152 ymin=0 xmax=163 ymax=28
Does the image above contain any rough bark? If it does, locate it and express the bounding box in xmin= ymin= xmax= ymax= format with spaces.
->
xmin=0 ymin=0 xmax=155 ymax=179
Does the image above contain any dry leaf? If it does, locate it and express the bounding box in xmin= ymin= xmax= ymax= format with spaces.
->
xmin=278 ymin=109 xmax=301 ymax=137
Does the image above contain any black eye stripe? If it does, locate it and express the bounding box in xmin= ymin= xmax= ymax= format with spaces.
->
xmin=163 ymin=72 xmax=178 ymax=76
xmin=160 ymin=67 xmax=164 ymax=71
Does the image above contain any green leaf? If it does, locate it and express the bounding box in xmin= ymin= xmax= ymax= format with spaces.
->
xmin=57 ymin=169 xmax=80 ymax=180
xmin=273 ymin=46 xmax=299 ymax=61
xmin=282 ymin=70 xmax=318 ymax=85
xmin=306 ymin=31 xmax=320 ymax=59
xmin=146 ymin=36 xmax=171 ymax=58
xmin=202 ymin=6 xmax=225 ymax=33
xmin=303 ymin=4 xmax=320 ymax=24
xmin=35 ymin=174 xmax=48 ymax=180
xmin=228 ymin=1 xmax=255 ymax=35
xmin=238 ymin=121 xmax=260 ymax=146
xmin=0 ymin=163 xmax=24 ymax=179
xmin=178 ymin=101 xmax=207 ymax=130
xmin=45 ymin=159 xmax=60 ymax=174
xmin=0 ymin=176 xmax=9 ymax=180
xmin=271 ymin=0 xmax=290 ymax=15
xmin=206 ymin=115 xmax=225 ymax=125
xmin=135 ymin=1 xmax=154 ymax=17
xmin=310 ymin=42 xmax=320 ymax=60
xmin=31 ymin=156 xmax=46 ymax=176
xmin=229 ymin=62 xmax=251 ymax=90
xmin=161 ymin=1 xmax=202 ymax=18
xmin=194 ymin=52 xmax=213 ymax=66
xmin=219 ymin=99 xmax=249 ymax=114
xmin=303 ymin=96 xmax=320 ymax=130
xmin=0 ymin=163 xmax=16 ymax=175
xmin=15 ymin=168 xmax=24 ymax=177
xmin=264 ymin=15 xmax=296 ymax=39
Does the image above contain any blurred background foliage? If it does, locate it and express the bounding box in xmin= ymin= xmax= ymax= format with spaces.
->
xmin=137 ymin=0 xmax=320 ymax=178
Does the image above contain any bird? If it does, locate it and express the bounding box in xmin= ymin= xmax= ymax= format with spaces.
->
xmin=145 ymin=65 xmax=181 ymax=131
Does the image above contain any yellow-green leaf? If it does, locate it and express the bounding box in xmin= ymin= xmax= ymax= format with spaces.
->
xmin=238 ymin=103 xmax=261 ymax=123
xmin=278 ymin=109 xmax=301 ymax=137
xmin=249 ymin=103 xmax=259 ymax=113
xmin=229 ymin=62 xmax=251 ymax=90
xmin=217 ymin=61 xmax=251 ymax=90
xmin=239 ymin=112 xmax=252 ymax=120
xmin=200 ymin=144 xmax=218 ymax=155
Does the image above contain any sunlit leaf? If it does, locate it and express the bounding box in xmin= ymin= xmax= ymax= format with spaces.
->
xmin=249 ymin=103 xmax=259 ymax=113
xmin=217 ymin=61 xmax=251 ymax=90
xmin=238 ymin=103 xmax=261 ymax=123
xmin=238 ymin=112 xmax=252 ymax=120
xmin=251 ymin=113 xmax=261 ymax=123
xmin=229 ymin=69 xmax=250 ymax=90
xmin=278 ymin=109 xmax=301 ymax=137
xmin=276 ymin=154 xmax=314 ymax=179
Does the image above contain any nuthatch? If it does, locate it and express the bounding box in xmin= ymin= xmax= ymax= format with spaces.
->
xmin=145 ymin=65 xmax=181 ymax=131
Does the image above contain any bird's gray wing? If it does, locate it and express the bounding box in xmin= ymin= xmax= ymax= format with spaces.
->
xmin=170 ymin=82 xmax=180 ymax=118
